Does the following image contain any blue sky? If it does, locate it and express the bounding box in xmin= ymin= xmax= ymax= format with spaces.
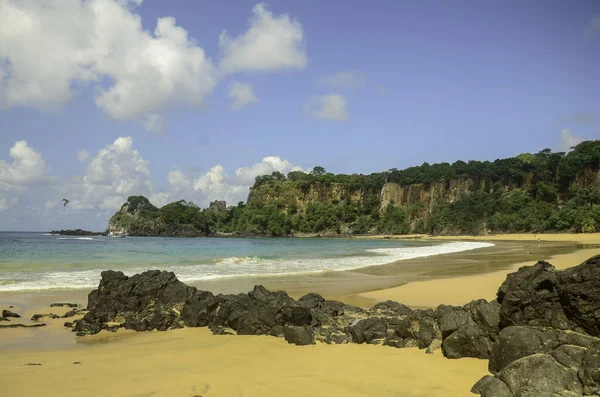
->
xmin=0 ymin=0 xmax=599 ymax=230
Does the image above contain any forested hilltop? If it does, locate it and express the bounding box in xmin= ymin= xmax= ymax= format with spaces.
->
xmin=108 ymin=140 xmax=600 ymax=237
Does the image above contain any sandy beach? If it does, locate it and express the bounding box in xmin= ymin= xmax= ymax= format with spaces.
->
xmin=1 ymin=233 xmax=598 ymax=397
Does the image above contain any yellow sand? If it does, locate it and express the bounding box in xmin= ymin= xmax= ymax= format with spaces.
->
xmin=359 ymin=234 xmax=600 ymax=307
xmin=0 ymin=327 xmax=488 ymax=397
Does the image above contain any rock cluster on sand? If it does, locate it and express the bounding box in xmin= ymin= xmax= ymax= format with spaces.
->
xmin=70 ymin=255 xmax=600 ymax=396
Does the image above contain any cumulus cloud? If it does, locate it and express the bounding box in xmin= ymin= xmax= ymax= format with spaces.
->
xmin=557 ymin=129 xmax=584 ymax=152
xmin=218 ymin=3 xmax=307 ymax=75
xmin=166 ymin=156 xmax=305 ymax=207
xmin=63 ymin=136 xmax=153 ymax=211
xmin=228 ymin=82 xmax=259 ymax=110
xmin=0 ymin=0 xmax=214 ymax=132
xmin=235 ymin=156 xmax=303 ymax=184
xmin=0 ymin=140 xmax=49 ymax=188
xmin=317 ymin=70 xmax=366 ymax=89
xmin=304 ymin=93 xmax=349 ymax=122
xmin=77 ymin=149 xmax=91 ymax=162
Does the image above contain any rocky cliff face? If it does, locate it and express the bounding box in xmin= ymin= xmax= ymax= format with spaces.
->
xmin=247 ymin=182 xmax=364 ymax=213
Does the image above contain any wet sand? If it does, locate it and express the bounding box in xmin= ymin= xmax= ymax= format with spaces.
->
xmin=0 ymin=233 xmax=598 ymax=397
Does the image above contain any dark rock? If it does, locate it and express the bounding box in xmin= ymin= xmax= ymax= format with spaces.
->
xmin=2 ymin=309 xmax=20 ymax=318
xmin=73 ymin=362 xmax=81 ymax=364
xmin=64 ymin=322 xmax=74 ymax=328
xmin=298 ymin=293 xmax=325 ymax=309
xmin=497 ymin=261 xmax=570 ymax=330
xmin=470 ymin=375 xmax=494 ymax=394
xmin=0 ymin=323 xmax=46 ymax=329
xmin=74 ymin=269 xmax=196 ymax=335
xmin=394 ymin=311 xmax=442 ymax=349
xmin=498 ymin=354 xmax=582 ymax=396
xmin=489 ymin=326 xmax=597 ymax=373
xmin=348 ymin=317 xmax=388 ymax=344
xmin=62 ymin=309 xmax=84 ymax=318
xmin=369 ymin=300 xmax=412 ymax=317
xmin=580 ymin=340 xmax=600 ymax=396
xmin=558 ymin=254 xmax=600 ymax=336
xmin=24 ymin=363 xmax=42 ymax=366
xmin=443 ymin=319 xmax=492 ymax=359
xmin=473 ymin=376 xmax=512 ymax=397
xmin=180 ymin=290 xmax=219 ymax=327
xmin=208 ymin=325 xmax=235 ymax=335
xmin=209 ymin=286 xmax=305 ymax=336
xmin=50 ymin=303 xmax=80 ymax=308
xmin=31 ymin=313 xmax=59 ymax=321
xmin=0 ymin=317 xmax=8 ymax=321
xmin=550 ymin=344 xmax=586 ymax=370
xmin=284 ymin=325 xmax=315 ymax=346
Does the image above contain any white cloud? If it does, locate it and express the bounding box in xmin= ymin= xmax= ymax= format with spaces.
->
xmin=64 ymin=136 xmax=153 ymax=211
xmin=167 ymin=169 xmax=191 ymax=190
xmin=235 ymin=156 xmax=303 ymax=185
xmin=317 ymin=70 xmax=366 ymax=89
xmin=304 ymin=93 xmax=349 ymax=122
xmin=228 ymin=81 xmax=259 ymax=110
xmin=218 ymin=3 xmax=307 ymax=75
xmin=77 ymin=149 xmax=91 ymax=162
xmin=0 ymin=0 xmax=217 ymax=132
xmin=165 ymin=156 xmax=305 ymax=208
xmin=0 ymin=140 xmax=49 ymax=187
xmin=557 ymin=128 xmax=584 ymax=152
xmin=0 ymin=198 xmax=7 ymax=212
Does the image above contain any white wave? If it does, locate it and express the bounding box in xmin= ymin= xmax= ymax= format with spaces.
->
xmin=43 ymin=233 xmax=59 ymax=236
xmin=0 ymin=241 xmax=494 ymax=292
xmin=56 ymin=237 xmax=94 ymax=241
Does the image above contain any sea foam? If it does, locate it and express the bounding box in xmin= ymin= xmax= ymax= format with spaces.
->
xmin=0 ymin=241 xmax=494 ymax=292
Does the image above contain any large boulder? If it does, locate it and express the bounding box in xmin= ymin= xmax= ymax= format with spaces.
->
xmin=472 ymin=326 xmax=600 ymax=397
xmin=209 ymin=286 xmax=310 ymax=336
xmin=284 ymin=325 xmax=315 ymax=346
xmin=497 ymin=256 xmax=600 ymax=336
xmin=497 ymin=261 xmax=569 ymax=330
xmin=74 ymin=270 xmax=196 ymax=335
xmin=558 ymin=255 xmax=600 ymax=336
xmin=435 ymin=299 xmax=500 ymax=359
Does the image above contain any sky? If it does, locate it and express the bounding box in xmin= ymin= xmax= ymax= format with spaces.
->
xmin=0 ymin=0 xmax=599 ymax=231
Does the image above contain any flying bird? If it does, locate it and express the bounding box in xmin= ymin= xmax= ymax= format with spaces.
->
xmin=62 ymin=198 xmax=70 ymax=207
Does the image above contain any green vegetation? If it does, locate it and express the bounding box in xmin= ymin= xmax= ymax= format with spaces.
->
xmin=109 ymin=141 xmax=600 ymax=236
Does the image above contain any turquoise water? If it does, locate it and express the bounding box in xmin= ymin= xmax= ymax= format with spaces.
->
xmin=0 ymin=232 xmax=494 ymax=291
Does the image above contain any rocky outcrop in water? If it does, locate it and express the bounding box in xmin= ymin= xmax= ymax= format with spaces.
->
xmin=69 ymin=254 xmax=600 ymax=397
xmin=48 ymin=229 xmax=104 ymax=236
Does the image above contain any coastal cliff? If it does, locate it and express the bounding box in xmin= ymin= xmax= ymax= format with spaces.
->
xmin=107 ymin=141 xmax=600 ymax=237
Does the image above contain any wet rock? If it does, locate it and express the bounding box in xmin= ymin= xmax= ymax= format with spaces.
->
xmin=284 ymin=325 xmax=315 ymax=346
xmin=0 ymin=317 xmax=8 ymax=322
xmin=2 ymin=309 xmax=20 ymax=318
xmin=64 ymin=322 xmax=74 ymax=328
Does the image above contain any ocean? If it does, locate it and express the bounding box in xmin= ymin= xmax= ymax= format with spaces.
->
xmin=0 ymin=232 xmax=494 ymax=292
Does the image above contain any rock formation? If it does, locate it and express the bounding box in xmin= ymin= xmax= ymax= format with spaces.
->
xmin=69 ymin=254 xmax=600 ymax=396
